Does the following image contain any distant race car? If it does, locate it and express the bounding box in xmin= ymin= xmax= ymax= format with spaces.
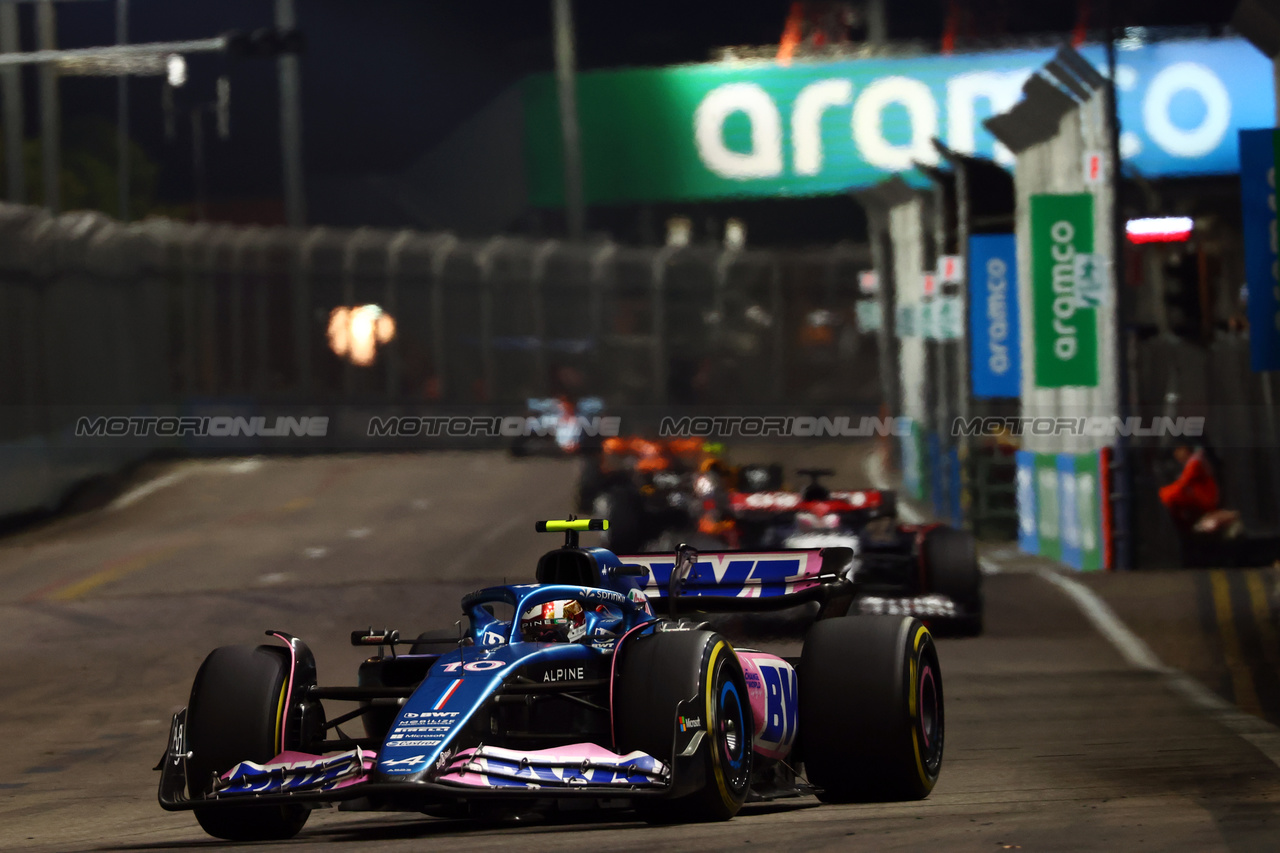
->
xmin=157 ymin=519 xmax=944 ymax=841
xmin=574 ymin=437 xmax=783 ymax=554
xmin=704 ymin=469 xmax=983 ymax=635
xmin=510 ymin=396 xmax=607 ymax=456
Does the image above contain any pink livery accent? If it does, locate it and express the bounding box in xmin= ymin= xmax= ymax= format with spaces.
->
xmin=610 ymin=621 xmax=653 ymax=749
xmin=435 ymin=743 xmax=668 ymax=789
xmin=216 ymin=748 xmax=377 ymax=794
xmin=736 ymin=651 xmax=799 ymax=760
xmin=268 ymin=632 xmax=299 ymax=749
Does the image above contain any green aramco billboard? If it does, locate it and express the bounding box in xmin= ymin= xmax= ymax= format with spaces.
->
xmin=1029 ymin=193 xmax=1098 ymax=389
xmin=521 ymin=39 xmax=1271 ymax=206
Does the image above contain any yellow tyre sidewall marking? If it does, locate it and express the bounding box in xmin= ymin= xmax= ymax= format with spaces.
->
xmin=909 ymin=624 xmax=935 ymax=791
xmin=704 ymin=640 xmax=739 ymax=813
xmin=273 ymin=677 xmax=289 ymax=754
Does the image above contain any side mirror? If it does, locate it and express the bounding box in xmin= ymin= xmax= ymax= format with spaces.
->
xmin=611 ymin=564 xmax=650 ymax=579
xmin=669 ymin=544 xmax=698 ymax=617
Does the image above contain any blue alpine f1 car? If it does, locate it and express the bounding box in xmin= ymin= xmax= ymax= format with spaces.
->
xmin=157 ymin=519 xmax=944 ymax=841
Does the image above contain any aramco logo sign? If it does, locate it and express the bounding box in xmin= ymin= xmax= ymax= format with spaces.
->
xmin=691 ymin=60 xmax=1232 ymax=179
xmin=524 ymin=38 xmax=1270 ymax=205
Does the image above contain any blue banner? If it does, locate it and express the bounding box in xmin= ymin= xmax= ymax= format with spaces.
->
xmin=1240 ymin=129 xmax=1280 ymax=371
xmin=1057 ymin=454 xmax=1082 ymax=570
xmin=1016 ymin=450 xmax=1038 ymax=555
xmin=968 ymin=234 xmax=1021 ymax=397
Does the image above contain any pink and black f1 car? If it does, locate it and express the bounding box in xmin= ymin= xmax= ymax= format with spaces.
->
xmin=705 ymin=469 xmax=983 ymax=635
xmin=157 ymin=519 xmax=944 ymax=841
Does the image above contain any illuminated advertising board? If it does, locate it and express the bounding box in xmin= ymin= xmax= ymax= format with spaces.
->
xmin=1239 ymin=128 xmax=1280 ymax=372
xmin=523 ymin=38 xmax=1272 ymax=205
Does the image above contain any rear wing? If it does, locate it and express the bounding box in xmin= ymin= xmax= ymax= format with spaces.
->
xmin=728 ymin=488 xmax=896 ymax=522
xmin=616 ymin=546 xmax=855 ymax=618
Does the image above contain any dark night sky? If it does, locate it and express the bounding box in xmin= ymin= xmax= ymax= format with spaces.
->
xmin=25 ymin=0 xmax=1236 ymax=209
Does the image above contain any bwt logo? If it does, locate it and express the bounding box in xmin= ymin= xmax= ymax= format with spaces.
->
xmin=76 ymin=416 xmax=329 ymax=438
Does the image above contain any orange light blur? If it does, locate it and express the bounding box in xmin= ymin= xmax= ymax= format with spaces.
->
xmin=328 ymin=304 xmax=396 ymax=366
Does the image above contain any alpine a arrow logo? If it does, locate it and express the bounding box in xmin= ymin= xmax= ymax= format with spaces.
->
xmin=381 ymin=754 xmax=426 ymax=768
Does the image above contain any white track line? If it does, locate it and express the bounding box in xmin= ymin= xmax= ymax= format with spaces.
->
xmin=1032 ymin=563 xmax=1280 ymax=769
xmin=1030 ymin=566 xmax=1168 ymax=672
xmin=109 ymin=471 xmax=189 ymax=510
xmin=863 ymin=443 xmax=1280 ymax=769
xmin=109 ymin=457 xmax=264 ymax=511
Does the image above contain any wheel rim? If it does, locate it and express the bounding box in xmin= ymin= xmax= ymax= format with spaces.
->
xmin=916 ymin=659 xmax=942 ymax=773
xmin=715 ymin=666 xmax=751 ymax=793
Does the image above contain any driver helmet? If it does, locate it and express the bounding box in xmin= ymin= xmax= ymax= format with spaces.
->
xmin=520 ymin=599 xmax=585 ymax=642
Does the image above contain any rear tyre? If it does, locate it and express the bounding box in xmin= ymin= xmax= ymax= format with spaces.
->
xmin=799 ymin=615 xmax=943 ymax=803
xmin=594 ymin=485 xmax=645 ymax=554
xmin=186 ymin=645 xmax=310 ymax=841
xmin=923 ymin=527 xmax=983 ymax=636
xmin=614 ymin=630 xmax=752 ymax=823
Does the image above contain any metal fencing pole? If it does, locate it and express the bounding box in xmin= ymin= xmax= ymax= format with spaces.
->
xmin=201 ymin=228 xmax=223 ymax=394
xmin=230 ymin=229 xmax=250 ymax=392
xmin=116 ymin=0 xmax=129 ymax=221
xmin=252 ymin=229 xmax=270 ymax=395
xmin=275 ymin=0 xmax=306 ymax=227
xmin=181 ymin=229 xmax=200 ymax=394
xmin=650 ymin=246 xmax=677 ymax=404
xmin=589 ymin=241 xmax=614 ymax=392
xmin=340 ymin=226 xmax=370 ymax=398
xmin=770 ymin=257 xmax=785 ymax=402
xmin=295 ymin=227 xmax=324 ymax=395
xmin=384 ymin=229 xmax=413 ymax=400
xmin=35 ymin=0 xmax=59 ymax=212
xmin=476 ymin=237 xmax=506 ymax=402
xmin=0 ymin=2 xmax=24 ymax=203
xmin=551 ymin=0 xmax=584 ymax=241
xmin=429 ymin=235 xmax=458 ymax=401
xmin=530 ymin=239 xmax=559 ymax=394
xmin=1105 ymin=33 xmax=1134 ymax=570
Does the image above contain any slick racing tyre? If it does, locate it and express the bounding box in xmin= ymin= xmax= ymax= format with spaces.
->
xmin=923 ymin=527 xmax=983 ymax=636
xmin=798 ymin=615 xmax=943 ymax=803
xmin=614 ymin=630 xmax=752 ymax=822
xmin=594 ymin=485 xmax=645 ymax=554
xmin=186 ymin=645 xmax=309 ymax=841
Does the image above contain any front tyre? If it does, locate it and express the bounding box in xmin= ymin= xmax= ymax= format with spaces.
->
xmin=614 ymin=630 xmax=752 ymax=822
xmin=186 ymin=644 xmax=310 ymax=841
xmin=799 ymin=615 xmax=943 ymax=802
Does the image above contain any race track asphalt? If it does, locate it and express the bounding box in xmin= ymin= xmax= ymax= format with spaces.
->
xmin=2 ymin=447 xmax=1279 ymax=852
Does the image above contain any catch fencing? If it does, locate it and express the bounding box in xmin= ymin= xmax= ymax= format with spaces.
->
xmin=0 ymin=203 xmax=878 ymax=516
